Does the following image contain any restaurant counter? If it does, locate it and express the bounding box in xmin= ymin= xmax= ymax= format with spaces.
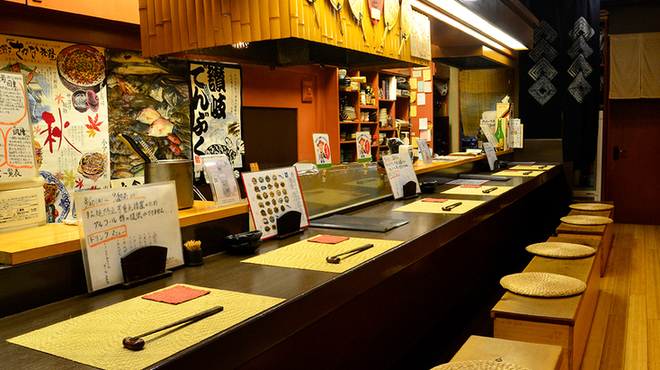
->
xmin=0 ymin=163 xmax=571 ymax=369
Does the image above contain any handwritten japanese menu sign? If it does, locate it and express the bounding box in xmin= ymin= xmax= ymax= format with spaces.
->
xmin=75 ymin=182 xmax=183 ymax=292
xmin=241 ymin=167 xmax=309 ymax=240
xmin=0 ymin=71 xmax=38 ymax=181
xmin=382 ymin=152 xmax=420 ymax=199
xmin=189 ymin=62 xmax=243 ymax=180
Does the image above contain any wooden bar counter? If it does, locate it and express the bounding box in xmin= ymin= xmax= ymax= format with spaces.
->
xmin=0 ymin=164 xmax=570 ymax=369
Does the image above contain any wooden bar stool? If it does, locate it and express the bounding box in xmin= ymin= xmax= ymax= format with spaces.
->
xmin=491 ymin=252 xmax=600 ymax=370
xmin=555 ymin=208 xmax=613 ymax=276
xmin=432 ymin=335 xmax=562 ymax=370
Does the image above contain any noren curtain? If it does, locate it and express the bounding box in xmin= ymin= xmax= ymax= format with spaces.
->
xmin=519 ymin=0 xmax=601 ymax=163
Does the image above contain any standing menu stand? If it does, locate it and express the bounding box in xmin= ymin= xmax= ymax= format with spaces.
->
xmin=382 ymin=152 xmax=420 ymax=200
xmin=75 ymin=181 xmax=184 ymax=292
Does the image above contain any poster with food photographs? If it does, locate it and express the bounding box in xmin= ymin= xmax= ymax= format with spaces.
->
xmin=105 ymin=50 xmax=192 ymax=181
xmin=241 ymin=167 xmax=310 ymax=240
xmin=0 ymin=35 xmax=111 ymax=222
xmin=189 ymin=62 xmax=243 ymax=180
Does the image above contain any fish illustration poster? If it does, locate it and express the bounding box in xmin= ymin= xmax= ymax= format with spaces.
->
xmin=189 ymin=62 xmax=243 ymax=180
xmin=105 ymin=50 xmax=192 ymax=181
xmin=0 ymin=34 xmax=111 ymax=222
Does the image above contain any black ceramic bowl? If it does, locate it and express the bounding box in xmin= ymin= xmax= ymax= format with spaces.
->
xmin=224 ymin=230 xmax=263 ymax=255
xmin=420 ymin=181 xmax=438 ymax=193
xmin=225 ymin=240 xmax=262 ymax=255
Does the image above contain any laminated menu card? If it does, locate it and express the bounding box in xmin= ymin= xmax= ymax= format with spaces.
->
xmin=241 ymin=166 xmax=309 ymax=239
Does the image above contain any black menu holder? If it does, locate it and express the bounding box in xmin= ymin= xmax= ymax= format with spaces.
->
xmin=120 ymin=246 xmax=172 ymax=289
xmin=276 ymin=211 xmax=304 ymax=239
xmin=401 ymin=181 xmax=418 ymax=199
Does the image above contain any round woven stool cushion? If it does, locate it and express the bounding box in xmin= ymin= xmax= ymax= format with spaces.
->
xmin=500 ymin=272 xmax=586 ymax=297
xmin=569 ymin=203 xmax=614 ymax=211
xmin=560 ymin=215 xmax=613 ymax=226
xmin=431 ymin=360 xmax=531 ymax=370
xmin=526 ymin=242 xmax=596 ymax=259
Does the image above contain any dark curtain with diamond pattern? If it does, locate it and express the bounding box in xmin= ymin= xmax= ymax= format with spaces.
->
xmin=519 ymin=0 xmax=600 ymax=164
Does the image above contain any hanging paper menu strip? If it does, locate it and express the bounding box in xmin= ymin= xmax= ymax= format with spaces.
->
xmin=0 ymin=72 xmax=38 ymax=182
xmin=75 ymin=181 xmax=184 ymax=292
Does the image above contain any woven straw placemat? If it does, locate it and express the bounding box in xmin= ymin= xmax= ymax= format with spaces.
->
xmin=432 ymin=360 xmax=531 ymax=370
xmin=509 ymin=164 xmax=556 ymax=171
xmin=560 ymin=215 xmax=613 ymax=226
xmin=241 ymin=237 xmax=402 ymax=273
xmin=441 ymin=186 xmax=511 ymax=197
xmin=526 ymin=242 xmax=597 ymax=259
xmin=569 ymin=203 xmax=614 ymax=211
xmin=492 ymin=170 xmax=544 ymax=177
xmin=500 ymin=272 xmax=587 ymax=297
xmin=7 ymin=285 xmax=284 ymax=370
xmin=393 ymin=199 xmax=484 ymax=215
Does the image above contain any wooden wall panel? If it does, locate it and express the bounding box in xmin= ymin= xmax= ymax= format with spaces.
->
xmin=170 ymin=0 xmax=182 ymax=51
xmin=162 ymin=0 xmax=175 ymax=53
xmin=139 ymin=0 xmax=428 ymax=67
xmin=154 ymin=0 xmax=166 ymax=55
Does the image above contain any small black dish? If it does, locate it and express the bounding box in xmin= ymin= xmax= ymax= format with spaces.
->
xmin=420 ymin=181 xmax=438 ymax=193
xmin=224 ymin=230 xmax=263 ymax=255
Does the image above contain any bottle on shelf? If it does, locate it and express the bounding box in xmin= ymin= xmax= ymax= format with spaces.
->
xmin=495 ymin=119 xmax=505 ymax=149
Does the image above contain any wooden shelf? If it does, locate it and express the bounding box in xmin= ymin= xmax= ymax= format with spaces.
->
xmin=413 ymin=150 xmax=514 ymax=175
xmin=0 ymin=201 xmax=249 ymax=265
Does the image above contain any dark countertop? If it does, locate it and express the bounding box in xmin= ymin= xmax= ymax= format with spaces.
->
xmin=0 ymin=165 xmax=570 ymax=370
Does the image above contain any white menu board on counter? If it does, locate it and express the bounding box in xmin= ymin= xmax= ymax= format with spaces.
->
xmin=382 ymin=152 xmax=420 ymax=199
xmin=75 ymin=182 xmax=183 ymax=292
xmin=242 ymin=167 xmax=309 ymax=239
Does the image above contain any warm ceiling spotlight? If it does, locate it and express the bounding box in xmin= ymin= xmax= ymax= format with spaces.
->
xmin=231 ymin=42 xmax=250 ymax=49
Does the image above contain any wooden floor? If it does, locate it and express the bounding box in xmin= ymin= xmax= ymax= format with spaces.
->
xmin=581 ymin=223 xmax=660 ymax=370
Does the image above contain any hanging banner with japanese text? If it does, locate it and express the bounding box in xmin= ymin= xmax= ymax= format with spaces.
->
xmin=189 ymin=62 xmax=243 ymax=179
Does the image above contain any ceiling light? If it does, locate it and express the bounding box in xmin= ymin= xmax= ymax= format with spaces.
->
xmin=410 ymin=0 xmax=508 ymax=53
xmin=412 ymin=0 xmax=528 ymax=51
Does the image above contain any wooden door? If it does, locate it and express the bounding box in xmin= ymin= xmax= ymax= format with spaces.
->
xmin=604 ymin=99 xmax=660 ymax=224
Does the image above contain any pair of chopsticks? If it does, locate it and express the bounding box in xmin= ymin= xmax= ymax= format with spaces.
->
xmin=442 ymin=202 xmax=462 ymax=211
xmin=326 ymin=244 xmax=373 ymax=264
xmin=123 ymin=305 xmax=224 ymax=350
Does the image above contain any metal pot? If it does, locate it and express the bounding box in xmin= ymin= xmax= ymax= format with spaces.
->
xmin=145 ymin=159 xmax=194 ymax=209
